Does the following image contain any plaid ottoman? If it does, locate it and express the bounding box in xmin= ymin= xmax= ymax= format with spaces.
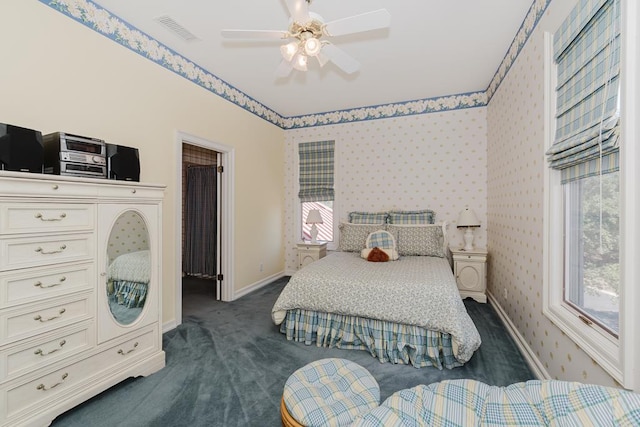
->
xmin=281 ymin=358 xmax=380 ymax=427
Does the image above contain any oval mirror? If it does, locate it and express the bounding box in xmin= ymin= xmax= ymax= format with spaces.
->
xmin=106 ymin=210 xmax=150 ymax=325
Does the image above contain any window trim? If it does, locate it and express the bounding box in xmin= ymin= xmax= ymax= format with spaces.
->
xmin=619 ymin=0 xmax=640 ymax=391
xmin=544 ymin=2 xmax=640 ymax=389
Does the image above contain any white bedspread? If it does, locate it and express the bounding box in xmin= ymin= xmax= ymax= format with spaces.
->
xmin=272 ymin=251 xmax=481 ymax=363
xmin=108 ymin=250 xmax=150 ymax=283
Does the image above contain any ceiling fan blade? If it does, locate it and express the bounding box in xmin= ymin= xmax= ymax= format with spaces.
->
xmin=323 ymin=9 xmax=391 ymax=37
xmin=275 ymin=59 xmax=294 ymax=78
xmin=221 ymin=29 xmax=289 ymax=39
xmin=321 ymin=44 xmax=360 ymax=74
xmin=284 ymin=0 xmax=310 ymax=24
xmin=316 ymin=52 xmax=330 ymax=67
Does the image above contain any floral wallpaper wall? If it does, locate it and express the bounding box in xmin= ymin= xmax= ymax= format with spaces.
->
xmin=284 ymin=108 xmax=488 ymax=273
xmin=486 ymin=0 xmax=617 ymax=387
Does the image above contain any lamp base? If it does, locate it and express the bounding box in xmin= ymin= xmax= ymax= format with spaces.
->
xmin=463 ymin=227 xmax=475 ymax=251
xmin=310 ymin=224 xmax=318 ymax=244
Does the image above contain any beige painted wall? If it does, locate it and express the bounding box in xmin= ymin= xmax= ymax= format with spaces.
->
xmin=486 ymin=0 xmax=619 ymax=387
xmin=0 ymin=1 xmax=285 ymax=324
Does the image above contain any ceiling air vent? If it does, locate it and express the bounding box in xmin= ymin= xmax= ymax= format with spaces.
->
xmin=154 ymin=15 xmax=199 ymax=42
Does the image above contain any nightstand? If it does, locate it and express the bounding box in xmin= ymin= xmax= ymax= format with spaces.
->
xmin=297 ymin=242 xmax=327 ymax=269
xmin=450 ymin=247 xmax=488 ymax=303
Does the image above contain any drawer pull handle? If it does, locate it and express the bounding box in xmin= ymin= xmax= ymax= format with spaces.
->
xmin=34 ymin=308 xmax=66 ymax=322
xmin=34 ymin=340 xmax=67 ymax=356
xmin=52 ymin=184 xmax=59 ymax=190
xmin=131 ymin=189 xmax=137 ymax=194
xmin=34 ymin=276 xmax=67 ymax=289
xmin=35 ymin=244 xmax=67 ymax=255
xmin=35 ymin=212 xmax=67 ymax=221
xmin=117 ymin=342 xmax=139 ymax=355
xmin=37 ymin=373 xmax=68 ymax=391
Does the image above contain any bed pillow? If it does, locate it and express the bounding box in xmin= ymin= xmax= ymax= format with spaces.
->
xmin=348 ymin=211 xmax=389 ymax=224
xmin=388 ymin=209 xmax=435 ymax=225
xmin=387 ymin=224 xmax=445 ymax=257
xmin=338 ymin=223 xmax=386 ymax=252
xmin=360 ymin=230 xmax=399 ymax=260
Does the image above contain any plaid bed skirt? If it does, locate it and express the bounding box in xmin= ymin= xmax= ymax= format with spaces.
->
xmin=109 ymin=280 xmax=148 ymax=308
xmin=280 ymin=309 xmax=461 ymax=369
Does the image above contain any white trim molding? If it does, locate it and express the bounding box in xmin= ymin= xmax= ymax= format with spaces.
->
xmin=40 ymin=0 xmax=551 ymax=129
xmin=619 ymin=0 xmax=640 ymax=392
xmin=487 ymin=292 xmax=551 ymax=381
xmin=175 ymin=131 xmax=236 ymax=327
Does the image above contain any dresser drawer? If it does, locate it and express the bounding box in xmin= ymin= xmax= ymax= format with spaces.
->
xmin=0 ymin=177 xmax=98 ymax=198
xmin=97 ymin=184 xmax=164 ymax=200
xmin=0 ymin=263 xmax=94 ymax=309
xmin=0 ymin=323 xmax=93 ymax=382
xmin=0 ymin=203 xmax=95 ymax=235
xmin=3 ymin=326 xmax=156 ymax=420
xmin=1 ymin=294 xmax=92 ymax=345
xmin=0 ymin=233 xmax=94 ymax=271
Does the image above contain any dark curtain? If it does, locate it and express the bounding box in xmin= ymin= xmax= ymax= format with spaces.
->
xmin=183 ymin=165 xmax=217 ymax=277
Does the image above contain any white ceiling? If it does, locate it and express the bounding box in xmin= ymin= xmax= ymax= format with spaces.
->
xmin=92 ymin=0 xmax=533 ymax=117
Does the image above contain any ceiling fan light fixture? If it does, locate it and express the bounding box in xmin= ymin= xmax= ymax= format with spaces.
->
xmin=280 ymin=41 xmax=299 ymax=62
xmin=292 ymin=53 xmax=308 ymax=71
xmin=303 ymin=37 xmax=322 ymax=56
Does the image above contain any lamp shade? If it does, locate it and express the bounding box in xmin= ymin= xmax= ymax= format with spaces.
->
xmin=304 ymin=37 xmax=322 ymax=56
xmin=280 ymin=41 xmax=299 ymax=62
xmin=306 ymin=209 xmax=323 ymax=224
xmin=457 ymin=208 xmax=480 ymax=228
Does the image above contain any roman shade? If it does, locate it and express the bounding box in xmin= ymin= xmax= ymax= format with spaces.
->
xmin=546 ymin=0 xmax=620 ymax=184
xmin=298 ymin=140 xmax=335 ymax=202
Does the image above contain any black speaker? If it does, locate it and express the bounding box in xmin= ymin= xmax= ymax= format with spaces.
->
xmin=0 ymin=123 xmax=44 ymax=173
xmin=107 ymin=143 xmax=140 ymax=181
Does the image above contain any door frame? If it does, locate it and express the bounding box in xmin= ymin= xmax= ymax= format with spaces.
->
xmin=175 ymin=131 xmax=235 ymax=325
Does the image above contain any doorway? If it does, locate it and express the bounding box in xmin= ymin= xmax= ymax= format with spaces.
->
xmin=181 ymin=144 xmax=219 ymax=309
xmin=175 ymin=132 xmax=235 ymax=325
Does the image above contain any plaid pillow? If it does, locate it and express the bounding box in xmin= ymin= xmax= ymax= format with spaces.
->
xmin=388 ymin=210 xmax=435 ymax=225
xmin=366 ymin=230 xmax=396 ymax=250
xmin=348 ymin=211 xmax=389 ymax=224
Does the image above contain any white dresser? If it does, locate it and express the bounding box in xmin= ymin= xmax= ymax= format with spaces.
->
xmin=0 ymin=171 xmax=165 ymax=427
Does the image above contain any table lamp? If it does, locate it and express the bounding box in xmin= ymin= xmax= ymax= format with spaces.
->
xmin=457 ymin=208 xmax=480 ymax=251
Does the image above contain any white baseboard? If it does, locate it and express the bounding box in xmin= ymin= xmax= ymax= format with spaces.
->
xmin=163 ymin=319 xmax=178 ymax=333
xmin=232 ymin=271 xmax=286 ymax=300
xmin=487 ymin=291 xmax=551 ymax=380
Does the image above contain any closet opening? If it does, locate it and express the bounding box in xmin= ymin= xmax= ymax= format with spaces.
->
xmin=181 ymin=143 xmax=221 ymax=310
xmin=176 ymin=132 xmax=235 ymax=325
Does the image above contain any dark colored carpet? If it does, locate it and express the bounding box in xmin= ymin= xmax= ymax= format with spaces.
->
xmin=52 ymin=276 xmax=534 ymax=426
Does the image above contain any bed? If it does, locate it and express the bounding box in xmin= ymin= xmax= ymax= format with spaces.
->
xmin=272 ymin=213 xmax=482 ymax=369
xmin=107 ymin=249 xmax=150 ymax=309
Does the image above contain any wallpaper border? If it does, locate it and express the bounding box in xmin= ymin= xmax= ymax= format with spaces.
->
xmin=40 ymin=0 xmax=550 ymax=129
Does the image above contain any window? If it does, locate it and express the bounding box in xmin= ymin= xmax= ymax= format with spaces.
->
xmin=564 ymin=172 xmax=619 ymax=334
xmin=544 ymin=0 xmax=626 ymax=382
xmin=301 ymin=201 xmax=333 ymax=242
xmin=298 ymin=141 xmax=334 ymax=242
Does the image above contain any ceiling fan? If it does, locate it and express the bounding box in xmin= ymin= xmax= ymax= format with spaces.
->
xmin=221 ymin=0 xmax=391 ymax=77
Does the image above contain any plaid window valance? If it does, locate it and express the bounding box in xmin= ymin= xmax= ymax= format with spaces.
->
xmin=298 ymin=140 xmax=334 ymax=202
xmin=546 ymin=0 xmax=620 ymax=184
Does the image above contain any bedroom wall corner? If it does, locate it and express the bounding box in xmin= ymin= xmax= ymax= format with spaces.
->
xmin=284 ymin=109 xmax=488 ymax=273
xmin=485 ymin=0 xmax=619 ymax=388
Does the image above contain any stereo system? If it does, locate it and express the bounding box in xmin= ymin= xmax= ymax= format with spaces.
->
xmin=0 ymin=123 xmax=140 ymax=181
xmin=44 ymin=132 xmax=108 ymax=178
